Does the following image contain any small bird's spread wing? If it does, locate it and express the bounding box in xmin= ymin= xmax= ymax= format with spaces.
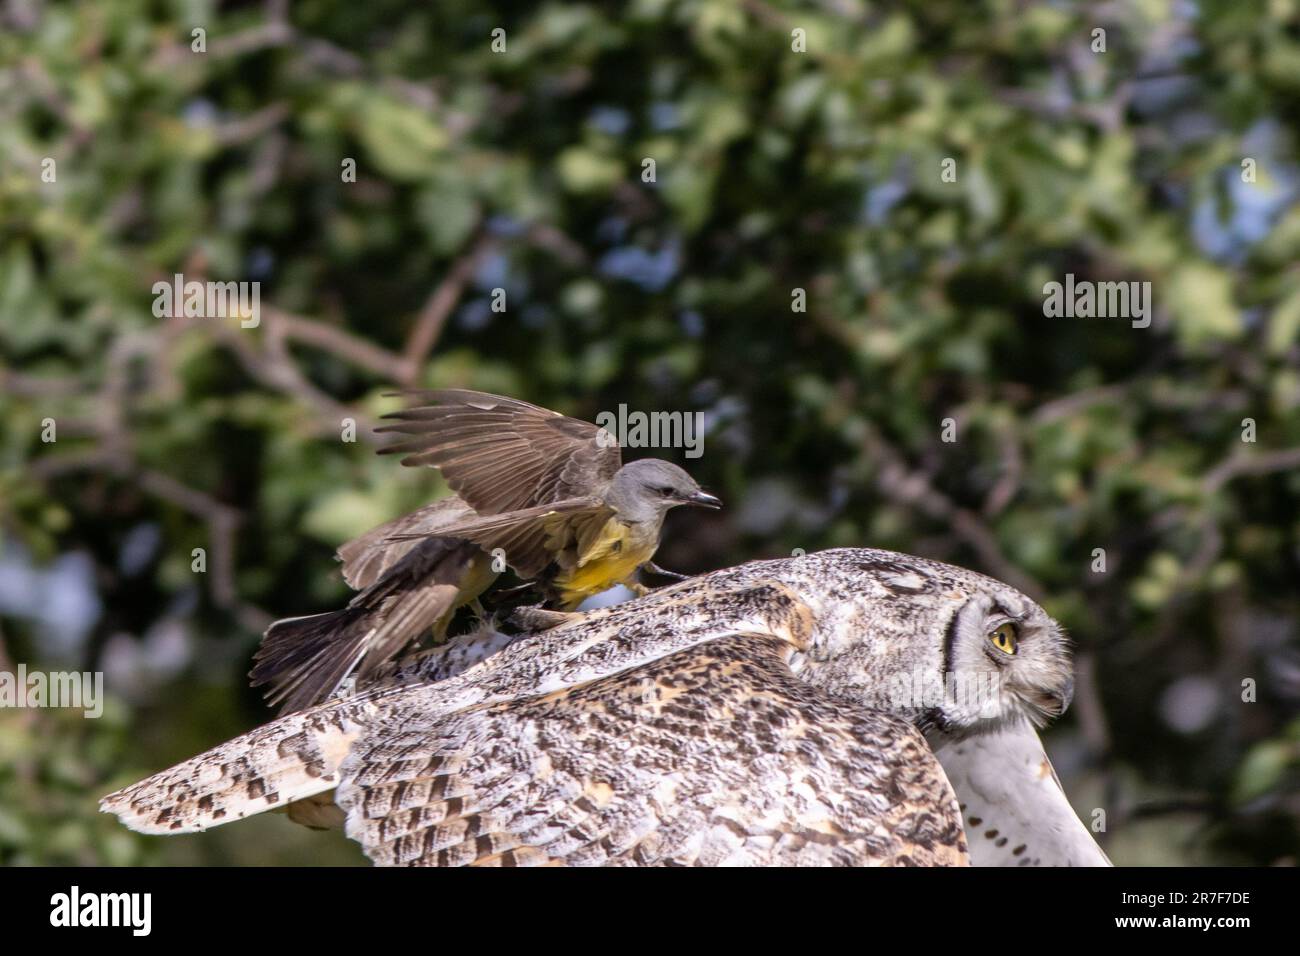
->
xmin=376 ymin=389 xmax=622 ymax=514
xmin=336 ymin=497 xmax=479 ymax=590
xmin=931 ymin=715 xmax=1111 ymax=867
xmin=393 ymin=496 xmax=614 ymax=579
xmin=337 ymin=632 xmax=969 ymax=867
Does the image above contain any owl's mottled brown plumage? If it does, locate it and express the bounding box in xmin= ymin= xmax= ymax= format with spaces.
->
xmin=342 ymin=632 xmax=964 ymax=866
xmin=104 ymin=548 xmax=1106 ymax=866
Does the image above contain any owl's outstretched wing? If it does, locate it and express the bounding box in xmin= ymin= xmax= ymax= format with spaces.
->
xmin=931 ymin=715 xmax=1111 ymax=867
xmin=100 ymin=702 xmax=371 ymax=835
xmin=336 ymin=632 xmax=969 ymax=867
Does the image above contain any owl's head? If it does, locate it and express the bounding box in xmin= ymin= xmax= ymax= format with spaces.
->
xmin=925 ymin=584 xmax=1074 ymax=733
xmin=778 ymin=549 xmax=1075 ymax=736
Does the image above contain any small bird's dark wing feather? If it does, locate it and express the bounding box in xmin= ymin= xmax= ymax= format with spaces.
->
xmin=336 ymin=497 xmax=478 ymax=590
xmin=251 ymin=538 xmax=483 ymax=713
xmin=375 ymin=389 xmax=622 ymax=514
xmin=390 ymin=496 xmax=611 ymax=579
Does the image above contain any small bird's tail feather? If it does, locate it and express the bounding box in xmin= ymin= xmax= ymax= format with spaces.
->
xmin=250 ymin=609 xmax=373 ymax=715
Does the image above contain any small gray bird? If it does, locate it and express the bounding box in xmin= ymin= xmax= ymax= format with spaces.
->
xmin=250 ymin=390 xmax=720 ymax=714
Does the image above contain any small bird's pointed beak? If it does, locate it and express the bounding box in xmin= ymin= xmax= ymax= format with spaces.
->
xmin=684 ymin=490 xmax=722 ymax=510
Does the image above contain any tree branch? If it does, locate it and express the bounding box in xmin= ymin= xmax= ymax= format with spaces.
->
xmin=398 ymin=233 xmax=496 ymax=384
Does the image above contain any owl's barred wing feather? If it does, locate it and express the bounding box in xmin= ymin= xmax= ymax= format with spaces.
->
xmin=932 ymin=715 xmax=1111 ymax=866
xmin=100 ymin=703 xmax=373 ymax=835
xmin=337 ymin=633 xmax=969 ymax=867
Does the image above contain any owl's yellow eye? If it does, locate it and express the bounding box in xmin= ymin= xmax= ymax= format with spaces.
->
xmin=989 ymin=622 xmax=1018 ymax=655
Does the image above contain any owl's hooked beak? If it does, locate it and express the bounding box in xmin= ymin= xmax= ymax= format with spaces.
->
xmin=1022 ymin=675 xmax=1073 ymax=722
xmin=1003 ymin=666 xmax=1073 ymax=726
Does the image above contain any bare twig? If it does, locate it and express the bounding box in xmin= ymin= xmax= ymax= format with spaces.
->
xmin=28 ymin=446 xmax=132 ymax=480
xmin=263 ymin=307 xmax=409 ymax=381
xmin=398 ymin=233 xmax=495 ymax=384
xmin=863 ymin=423 xmax=1044 ymax=600
xmin=525 ymin=222 xmax=588 ymax=268
xmin=213 ymin=321 xmax=384 ymax=443
xmin=1030 ymin=385 xmax=1128 ymax=425
xmin=1073 ymin=652 xmax=1112 ymax=758
xmin=1151 ymin=445 xmax=1300 ymax=643
xmin=982 ymin=419 xmax=1024 ymax=518
xmin=137 ymin=469 xmax=240 ymax=606
xmin=1204 ymin=447 xmax=1300 ymax=495
xmin=212 ymin=102 xmax=291 ymax=147
xmin=209 ymin=21 xmax=295 ymax=60
xmin=0 ymin=368 xmax=87 ymax=398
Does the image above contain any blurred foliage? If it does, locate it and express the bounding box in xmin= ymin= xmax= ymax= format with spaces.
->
xmin=1 ymin=0 xmax=1299 ymax=865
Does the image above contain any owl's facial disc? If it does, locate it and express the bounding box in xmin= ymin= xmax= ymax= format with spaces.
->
xmin=939 ymin=591 xmax=1074 ymax=731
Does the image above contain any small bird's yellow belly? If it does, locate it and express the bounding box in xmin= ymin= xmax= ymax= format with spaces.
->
xmin=553 ymin=519 xmax=657 ymax=609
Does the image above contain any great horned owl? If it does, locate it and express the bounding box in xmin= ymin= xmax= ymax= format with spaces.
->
xmin=102 ymin=548 xmax=1109 ymax=866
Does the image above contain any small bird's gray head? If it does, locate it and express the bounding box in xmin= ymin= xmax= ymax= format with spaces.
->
xmin=606 ymin=459 xmax=721 ymax=523
xmin=771 ymin=550 xmax=1074 ymax=736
